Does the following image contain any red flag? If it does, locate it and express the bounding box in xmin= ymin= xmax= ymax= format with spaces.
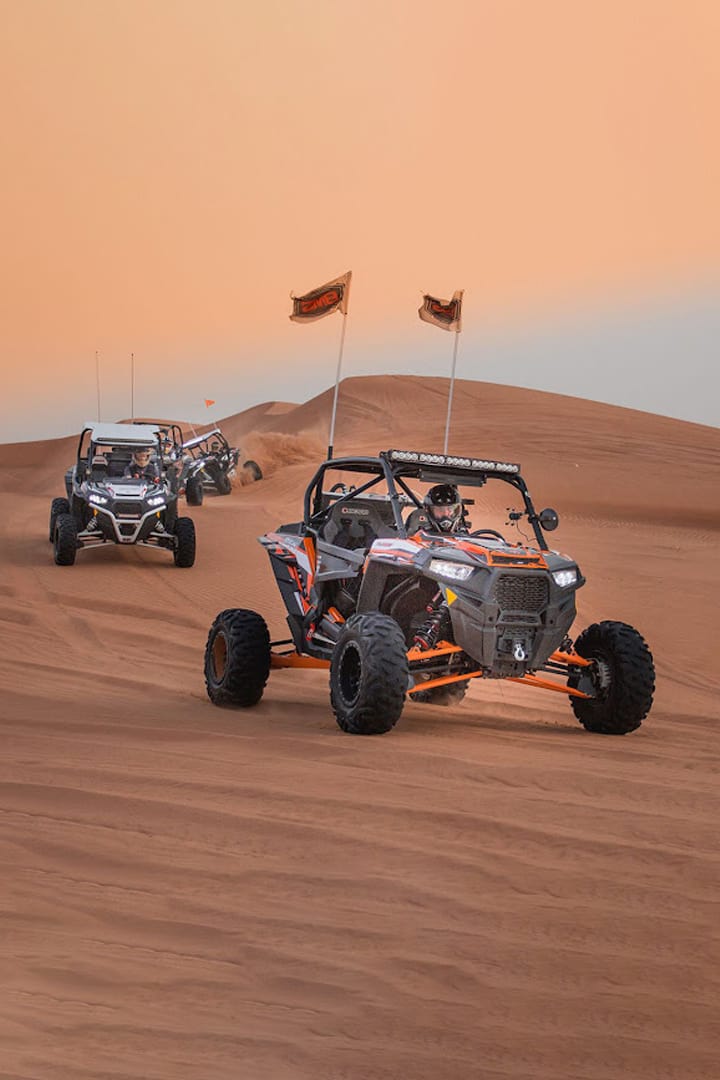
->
xmin=204 ymin=399 xmax=215 ymax=407
xmin=290 ymin=271 xmax=352 ymax=323
xmin=418 ymin=290 xmax=463 ymax=332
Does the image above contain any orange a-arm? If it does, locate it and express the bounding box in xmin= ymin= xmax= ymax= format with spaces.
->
xmin=270 ymin=643 xmax=592 ymax=699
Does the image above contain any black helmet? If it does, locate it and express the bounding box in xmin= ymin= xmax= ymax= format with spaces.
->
xmin=423 ymin=483 xmax=463 ymax=532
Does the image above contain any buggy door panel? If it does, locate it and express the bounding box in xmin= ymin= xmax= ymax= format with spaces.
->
xmin=315 ymin=540 xmax=365 ymax=583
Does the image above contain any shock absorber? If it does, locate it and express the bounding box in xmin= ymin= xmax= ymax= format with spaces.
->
xmin=413 ymin=591 xmax=451 ymax=650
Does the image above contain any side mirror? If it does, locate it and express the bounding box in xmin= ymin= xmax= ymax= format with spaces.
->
xmin=538 ymin=507 xmax=559 ymax=531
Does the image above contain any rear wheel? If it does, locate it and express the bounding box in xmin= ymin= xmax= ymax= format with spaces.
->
xmin=53 ymin=513 xmax=77 ymax=565
xmin=568 ymin=620 xmax=655 ymax=734
xmin=49 ymin=497 xmax=70 ymax=541
xmin=330 ymin=613 xmax=408 ymax=735
xmin=215 ymin=471 xmax=232 ymax=495
xmin=243 ymin=459 xmax=263 ymax=481
xmin=412 ymin=679 xmax=469 ymax=706
xmin=185 ymin=475 xmax=204 ymax=506
xmin=173 ymin=517 xmax=196 ymax=567
xmin=204 ymin=609 xmax=271 ymax=706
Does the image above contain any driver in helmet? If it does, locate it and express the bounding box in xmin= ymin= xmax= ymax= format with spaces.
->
xmin=423 ymin=483 xmax=467 ymax=533
xmin=124 ymin=447 xmax=160 ymax=482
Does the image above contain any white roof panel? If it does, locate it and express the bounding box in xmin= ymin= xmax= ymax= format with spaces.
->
xmin=85 ymin=422 xmax=160 ymax=445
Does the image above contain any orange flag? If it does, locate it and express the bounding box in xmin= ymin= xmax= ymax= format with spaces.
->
xmin=204 ymin=399 xmax=215 ymax=407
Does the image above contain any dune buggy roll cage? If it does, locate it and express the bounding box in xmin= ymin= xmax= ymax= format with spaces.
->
xmin=181 ymin=427 xmax=230 ymax=455
xmin=303 ymin=448 xmax=550 ymax=550
xmin=75 ymin=423 xmax=165 ymax=470
xmin=269 ymin=448 xmax=595 ymax=700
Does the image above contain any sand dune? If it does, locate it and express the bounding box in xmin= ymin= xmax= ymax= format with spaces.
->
xmin=1 ymin=376 xmax=719 ymax=1079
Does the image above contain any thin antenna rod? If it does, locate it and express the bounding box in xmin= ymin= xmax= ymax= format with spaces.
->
xmin=443 ymin=330 xmax=460 ymax=455
xmin=130 ymin=352 xmax=135 ymax=420
xmin=327 ymin=312 xmax=348 ymax=460
xmin=95 ymin=350 xmax=101 ymax=421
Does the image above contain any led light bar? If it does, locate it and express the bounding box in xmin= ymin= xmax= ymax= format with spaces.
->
xmin=387 ymin=449 xmax=520 ymax=474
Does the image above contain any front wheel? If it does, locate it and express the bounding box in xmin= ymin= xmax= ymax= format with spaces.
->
xmin=330 ymin=613 xmax=408 ymax=735
xmin=204 ymin=609 xmax=271 ymax=707
xmin=568 ymin=620 xmax=655 ymax=734
xmin=173 ymin=517 xmax=196 ymax=567
xmin=49 ymin=497 xmax=70 ymax=541
xmin=53 ymin=513 xmax=77 ymax=565
xmin=185 ymin=475 xmax=204 ymax=506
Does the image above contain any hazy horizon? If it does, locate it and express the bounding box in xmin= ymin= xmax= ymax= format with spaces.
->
xmin=2 ymin=285 xmax=719 ymax=445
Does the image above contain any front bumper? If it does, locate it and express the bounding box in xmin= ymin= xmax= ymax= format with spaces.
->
xmin=443 ymin=569 xmax=579 ymax=676
xmin=89 ymin=505 xmax=170 ymax=545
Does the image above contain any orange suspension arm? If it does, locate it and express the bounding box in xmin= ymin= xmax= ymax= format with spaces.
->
xmin=549 ymin=649 xmax=592 ymax=667
xmin=271 ymin=653 xmax=330 ymax=669
xmin=408 ymin=670 xmax=484 ymax=694
xmin=509 ymin=673 xmax=591 ymax=698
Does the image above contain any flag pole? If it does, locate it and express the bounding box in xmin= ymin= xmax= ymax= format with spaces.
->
xmin=327 ymin=312 xmax=347 ymax=460
xmin=95 ymin=350 xmax=101 ymax=422
xmin=130 ymin=352 xmax=135 ymax=420
xmin=443 ymin=330 xmax=460 ymax=454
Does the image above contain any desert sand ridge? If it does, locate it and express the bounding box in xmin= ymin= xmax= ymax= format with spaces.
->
xmin=1 ymin=375 xmax=719 ymax=1078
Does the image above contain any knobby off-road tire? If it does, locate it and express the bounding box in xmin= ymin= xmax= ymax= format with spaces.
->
xmin=53 ymin=513 xmax=78 ymax=565
xmin=185 ymin=475 xmax=204 ymax=506
xmin=215 ymin=471 xmax=232 ymax=495
xmin=330 ymin=613 xmax=408 ymax=735
xmin=173 ymin=517 xmax=196 ymax=567
xmin=412 ymin=680 xmax=469 ymax=707
xmin=204 ymin=609 xmax=271 ymax=707
xmin=243 ymin=459 xmax=263 ymax=482
xmin=164 ymin=501 xmax=178 ymax=532
xmin=49 ymin=497 xmax=70 ymax=541
xmin=568 ymin=620 xmax=655 ymax=735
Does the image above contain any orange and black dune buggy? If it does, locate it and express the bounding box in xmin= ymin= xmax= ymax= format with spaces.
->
xmin=204 ymin=449 xmax=655 ymax=735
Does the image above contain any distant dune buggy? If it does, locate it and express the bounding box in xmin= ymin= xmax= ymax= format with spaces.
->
xmin=179 ymin=428 xmax=262 ymax=506
xmin=49 ymin=422 xmax=196 ymax=567
xmin=204 ymin=449 xmax=655 ymax=735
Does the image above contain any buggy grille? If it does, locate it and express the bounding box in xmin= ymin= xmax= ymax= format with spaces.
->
xmin=493 ymin=573 xmax=548 ymax=613
xmin=114 ymin=501 xmax=142 ymax=518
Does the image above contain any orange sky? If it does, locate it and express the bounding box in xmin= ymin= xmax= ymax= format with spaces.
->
xmin=1 ymin=0 xmax=719 ymax=439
